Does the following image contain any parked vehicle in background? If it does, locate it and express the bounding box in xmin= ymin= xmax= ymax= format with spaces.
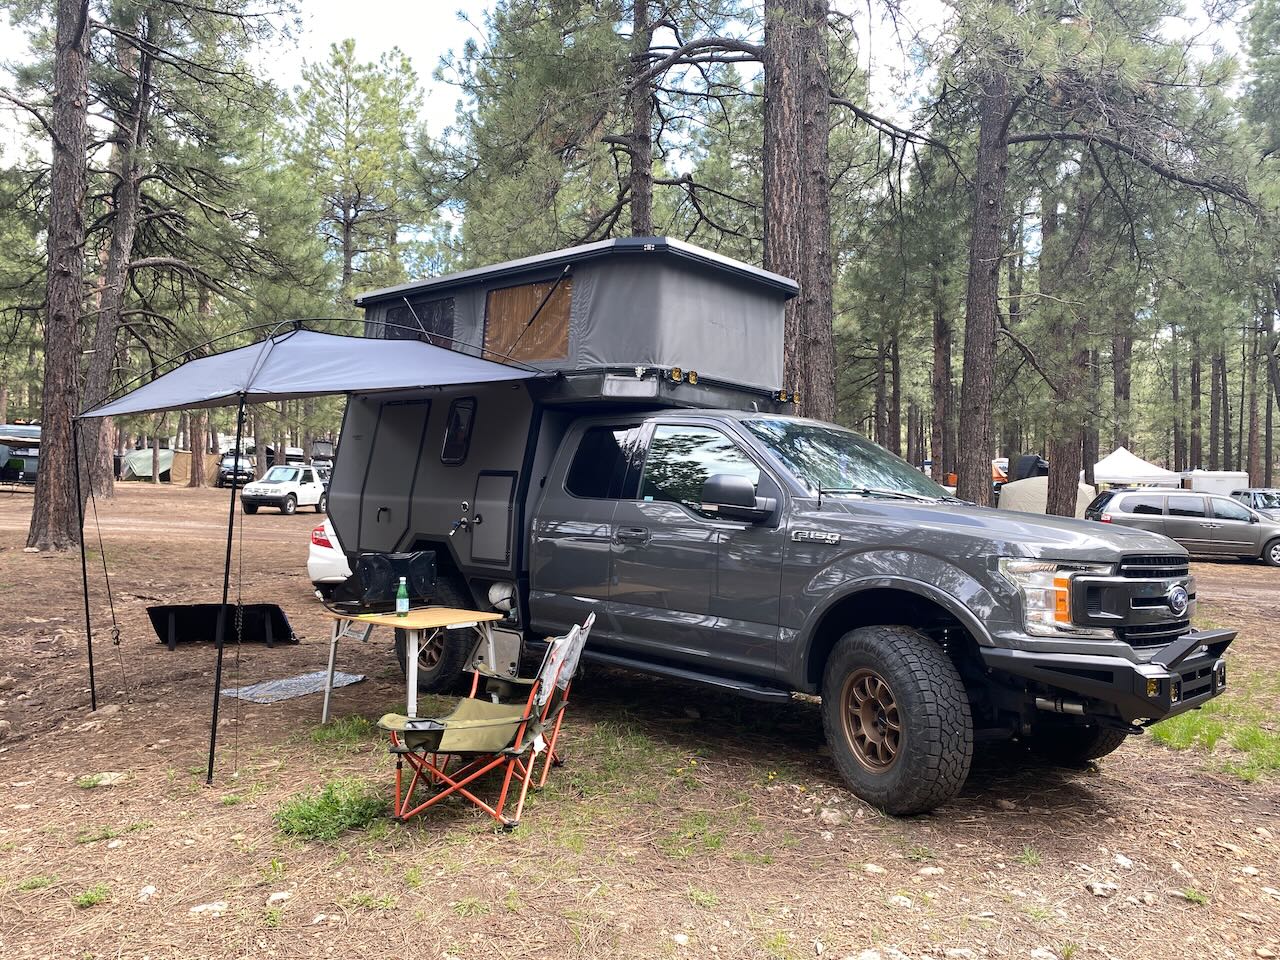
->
xmin=308 ymin=518 xmax=351 ymax=597
xmin=216 ymin=454 xmax=254 ymax=487
xmin=241 ymin=464 xmax=327 ymax=515
xmin=1086 ymin=488 xmax=1280 ymax=566
xmin=1231 ymin=488 xmax=1280 ymax=520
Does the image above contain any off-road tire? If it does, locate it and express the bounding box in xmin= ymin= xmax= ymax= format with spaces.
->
xmin=316 ymin=492 xmax=327 ymax=514
xmin=1028 ymin=724 xmax=1129 ymax=764
xmin=281 ymin=494 xmax=297 ymax=516
xmin=821 ymin=625 xmax=973 ymax=816
xmin=394 ymin=575 xmax=475 ymax=693
xmin=1263 ymin=538 xmax=1280 ymax=568
xmin=242 ymin=503 xmax=258 ymax=515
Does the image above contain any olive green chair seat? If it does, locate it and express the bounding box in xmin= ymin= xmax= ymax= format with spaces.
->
xmin=378 ymin=698 xmax=531 ymax=754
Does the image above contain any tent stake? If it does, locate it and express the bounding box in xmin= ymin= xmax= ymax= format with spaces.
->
xmin=207 ymin=395 xmax=246 ymax=785
xmin=72 ymin=418 xmax=97 ymax=712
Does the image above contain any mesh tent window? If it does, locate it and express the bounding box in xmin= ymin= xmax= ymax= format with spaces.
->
xmin=483 ymin=279 xmax=572 ymax=363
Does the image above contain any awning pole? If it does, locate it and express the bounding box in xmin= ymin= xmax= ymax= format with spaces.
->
xmin=207 ymin=394 xmax=246 ymax=784
xmin=71 ymin=418 xmax=97 ymax=712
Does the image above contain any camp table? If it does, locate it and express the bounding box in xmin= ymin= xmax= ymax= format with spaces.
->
xmin=321 ymin=607 xmax=506 ymax=723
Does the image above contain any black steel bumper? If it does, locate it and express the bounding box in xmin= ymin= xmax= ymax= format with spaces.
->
xmin=980 ymin=628 xmax=1236 ymax=724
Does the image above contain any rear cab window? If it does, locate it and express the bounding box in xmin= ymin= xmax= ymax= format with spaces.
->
xmin=565 ymin=425 xmax=641 ymax=499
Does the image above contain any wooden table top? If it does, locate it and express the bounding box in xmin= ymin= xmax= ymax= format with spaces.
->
xmin=325 ymin=607 xmax=505 ymax=630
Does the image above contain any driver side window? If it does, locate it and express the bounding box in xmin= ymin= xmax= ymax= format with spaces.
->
xmin=640 ymin=424 xmax=759 ymax=519
xmin=1211 ymin=497 xmax=1252 ymax=522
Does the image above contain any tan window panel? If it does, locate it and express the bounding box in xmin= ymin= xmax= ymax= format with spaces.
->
xmin=483 ymin=279 xmax=572 ymax=363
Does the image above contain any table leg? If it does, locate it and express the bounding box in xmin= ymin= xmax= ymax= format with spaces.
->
xmin=321 ymin=619 xmax=340 ymax=724
xmin=483 ymin=623 xmax=498 ymax=677
xmin=406 ymin=628 xmax=419 ymax=719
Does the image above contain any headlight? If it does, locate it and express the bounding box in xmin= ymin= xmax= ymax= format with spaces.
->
xmin=998 ymin=558 xmax=1116 ymax=639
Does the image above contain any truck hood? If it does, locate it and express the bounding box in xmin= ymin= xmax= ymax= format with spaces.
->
xmin=812 ymin=498 xmax=1183 ymax=560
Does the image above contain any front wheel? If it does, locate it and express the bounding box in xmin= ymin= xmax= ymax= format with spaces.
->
xmin=281 ymin=494 xmax=297 ymax=515
xmin=1264 ymin=538 xmax=1280 ymax=567
xmin=242 ymin=502 xmax=258 ymax=515
xmin=821 ymin=625 xmax=973 ymax=816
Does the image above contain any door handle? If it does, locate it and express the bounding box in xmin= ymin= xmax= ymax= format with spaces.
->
xmin=615 ymin=526 xmax=650 ymax=544
xmin=1201 ymin=522 xmax=1220 ymax=529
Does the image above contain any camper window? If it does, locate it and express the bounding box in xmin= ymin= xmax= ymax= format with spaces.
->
xmin=385 ymin=296 xmax=455 ymax=347
xmin=483 ymin=278 xmax=572 ymax=363
xmin=441 ymin=397 xmax=477 ymax=465
xmin=566 ymin=425 xmax=639 ymax=499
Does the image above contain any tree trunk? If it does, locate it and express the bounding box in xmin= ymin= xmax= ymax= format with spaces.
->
xmin=1220 ymin=349 xmax=1233 ymax=471
xmin=187 ymin=410 xmax=207 ymax=488
xmin=888 ymin=333 xmax=901 ymax=457
xmin=1209 ymin=348 xmax=1221 ymax=470
xmin=763 ymin=0 xmax=834 ymax=421
xmin=1190 ymin=339 xmax=1202 ymax=469
xmin=956 ymin=66 xmax=1010 ymax=505
xmin=930 ymin=280 xmax=952 ymax=477
xmin=1111 ymin=315 xmax=1132 ymax=450
xmin=1247 ymin=319 xmax=1261 ymax=482
xmin=1171 ymin=324 xmax=1185 ymax=471
xmin=27 ymin=0 xmax=91 ymax=552
xmin=81 ymin=31 xmax=154 ymax=499
xmin=1082 ymin=348 xmax=1099 ymax=485
xmin=873 ymin=337 xmax=887 ymax=446
xmin=628 ymin=0 xmax=653 ymax=235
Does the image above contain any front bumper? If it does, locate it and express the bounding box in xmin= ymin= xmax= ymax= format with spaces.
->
xmin=980 ymin=628 xmax=1235 ymax=724
xmin=241 ymin=493 xmax=287 ymax=508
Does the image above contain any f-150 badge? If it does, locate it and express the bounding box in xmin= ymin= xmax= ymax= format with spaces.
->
xmin=792 ymin=529 xmax=841 ymax=544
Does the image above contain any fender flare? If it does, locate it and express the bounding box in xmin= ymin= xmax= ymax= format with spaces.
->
xmin=793 ymin=575 xmax=995 ymax=689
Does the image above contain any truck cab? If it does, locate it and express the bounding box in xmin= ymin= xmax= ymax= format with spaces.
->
xmin=327 ymin=238 xmax=1236 ymax=815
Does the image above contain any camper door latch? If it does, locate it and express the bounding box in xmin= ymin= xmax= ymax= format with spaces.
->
xmin=449 ymin=501 xmax=472 ymax=537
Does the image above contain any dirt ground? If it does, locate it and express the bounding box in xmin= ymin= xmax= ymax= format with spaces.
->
xmin=0 ymin=484 xmax=1276 ymax=960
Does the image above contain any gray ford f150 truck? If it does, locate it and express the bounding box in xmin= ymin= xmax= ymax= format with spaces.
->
xmin=330 ymin=237 xmax=1236 ymax=814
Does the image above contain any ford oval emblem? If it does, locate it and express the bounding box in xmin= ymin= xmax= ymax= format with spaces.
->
xmin=1167 ymin=585 xmax=1190 ymax=617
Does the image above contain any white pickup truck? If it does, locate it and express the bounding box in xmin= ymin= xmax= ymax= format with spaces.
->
xmin=240 ymin=464 xmax=327 ymax=515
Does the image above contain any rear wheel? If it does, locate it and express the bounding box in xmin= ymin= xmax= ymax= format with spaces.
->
xmin=1027 ymin=724 xmax=1128 ymax=765
xmin=281 ymin=494 xmax=297 ymax=515
xmin=1263 ymin=538 xmax=1280 ymax=567
xmin=394 ymin=576 xmax=476 ymax=693
xmin=316 ymin=492 xmax=327 ymax=514
xmin=820 ymin=625 xmax=973 ymax=816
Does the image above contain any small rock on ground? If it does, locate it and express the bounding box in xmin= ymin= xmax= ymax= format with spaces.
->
xmin=188 ymin=901 xmax=228 ymax=918
xmin=862 ymin=863 xmax=886 ymax=875
xmin=887 ymin=894 xmax=914 ymax=909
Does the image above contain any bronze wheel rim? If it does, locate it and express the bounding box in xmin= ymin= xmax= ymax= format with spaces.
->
xmin=840 ymin=668 xmax=901 ymax=772
xmin=416 ymin=634 xmax=444 ymax=671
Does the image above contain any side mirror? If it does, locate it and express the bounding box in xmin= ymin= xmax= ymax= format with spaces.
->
xmin=700 ymin=473 xmax=776 ymax=523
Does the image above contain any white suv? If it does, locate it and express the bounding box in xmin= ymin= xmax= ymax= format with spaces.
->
xmin=241 ymin=464 xmax=327 ymax=515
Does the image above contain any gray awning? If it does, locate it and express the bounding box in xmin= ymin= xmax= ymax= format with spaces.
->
xmin=81 ymin=329 xmax=540 ymax=418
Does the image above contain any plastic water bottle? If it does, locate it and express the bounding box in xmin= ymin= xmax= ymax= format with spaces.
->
xmin=395 ymin=576 xmax=409 ymax=617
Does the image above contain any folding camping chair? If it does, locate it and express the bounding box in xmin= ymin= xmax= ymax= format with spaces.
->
xmin=378 ymin=612 xmax=594 ymax=829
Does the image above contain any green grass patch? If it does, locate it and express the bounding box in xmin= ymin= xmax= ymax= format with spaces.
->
xmin=72 ymin=884 xmax=110 ymax=908
xmin=452 ymin=895 xmax=491 ymax=918
xmin=17 ymin=876 xmax=55 ymax=891
xmin=309 ymin=716 xmax=377 ymax=746
xmin=274 ymin=778 xmax=386 ymax=841
xmin=1180 ymin=887 xmax=1207 ymax=906
xmin=1150 ymin=666 xmax=1280 ymax=782
xmin=661 ymin=811 xmax=725 ymax=860
xmin=1016 ymin=845 xmax=1043 ymax=867
xmin=74 ymin=820 xmax=152 ymax=845
xmin=687 ymin=885 xmax=720 ymax=908
xmin=348 ymin=891 xmax=397 ymax=910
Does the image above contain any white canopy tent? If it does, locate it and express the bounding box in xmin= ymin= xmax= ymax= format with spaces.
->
xmin=1093 ymin=447 xmax=1179 ymax=486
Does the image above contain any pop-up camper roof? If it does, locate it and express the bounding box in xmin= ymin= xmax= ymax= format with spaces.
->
xmin=355 ymin=237 xmax=799 ymax=394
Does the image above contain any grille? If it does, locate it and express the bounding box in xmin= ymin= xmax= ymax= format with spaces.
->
xmin=1119 ymin=555 xmax=1189 ymax=579
xmin=1119 ymin=618 xmax=1191 ymax=647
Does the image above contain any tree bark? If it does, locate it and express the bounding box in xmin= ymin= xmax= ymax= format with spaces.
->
xmin=187 ymin=410 xmax=207 ymax=488
xmin=1111 ymin=315 xmax=1132 ymax=449
xmin=763 ymin=0 xmax=834 ymax=421
xmin=1219 ymin=349 xmax=1233 ymax=471
xmin=1248 ymin=319 xmax=1261 ymax=482
xmin=956 ymin=66 xmax=1010 ymax=505
xmin=1171 ymin=323 xmax=1185 ymax=471
xmin=1190 ymin=338 xmax=1202 ymax=469
xmin=930 ymin=278 xmax=953 ymax=477
xmin=27 ymin=0 xmax=91 ymax=551
xmin=873 ymin=337 xmax=887 ymax=446
xmin=81 ymin=27 xmax=154 ymax=499
xmin=888 ymin=333 xmax=902 ymax=456
xmin=1209 ymin=347 xmax=1222 ymax=470
xmin=1082 ymin=348 xmax=1099 ymax=485
xmin=628 ymin=0 xmax=653 ymax=235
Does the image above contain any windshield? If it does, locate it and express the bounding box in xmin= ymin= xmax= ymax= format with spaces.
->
xmin=744 ymin=418 xmax=950 ymax=500
xmin=263 ymin=466 xmax=298 ymax=483
xmin=221 ymin=457 xmax=249 ymax=467
xmin=1254 ymin=491 xmax=1280 ymax=509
